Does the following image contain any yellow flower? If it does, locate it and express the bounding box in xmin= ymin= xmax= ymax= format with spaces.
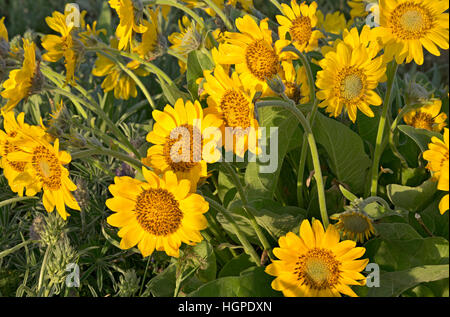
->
xmin=1 ymin=39 xmax=37 ymax=112
xmin=79 ymin=21 xmax=107 ymax=46
xmin=216 ymin=15 xmax=291 ymax=95
xmin=0 ymin=111 xmax=47 ymax=196
xmin=316 ymin=26 xmax=386 ymax=122
xmin=92 ymin=38 xmax=149 ymax=100
xmin=106 ymin=169 xmax=210 ymax=257
xmin=133 ymin=9 xmax=162 ymax=60
xmin=228 ymin=0 xmax=254 ymax=11
xmin=3 ymin=121 xmax=80 ymax=220
xmin=41 ymin=10 xmax=82 ymax=86
xmin=373 ymin=0 xmax=449 ymax=65
xmin=276 ymin=0 xmax=323 ymax=53
xmin=265 ymin=219 xmax=369 ymax=297
xmin=423 ymin=128 xmax=449 ymax=214
xmin=348 ymin=0 xmax=368 ymax=20
xmin=203 ymin=65 xmax=260 ymax=156
xmin=404 ymin=99 xmax=447 ymax=132
xmin=280 ymin=60 xmax=310 ymax=104
xmin=316 ymin=10 xmax=348 ymax=35
xmin=331 ymin=211 xmax=375 ymax=242
xmin=144 ymin=98 xmax=223 ymax=191
xmin=183 ymin=0 xmax=225 ymax=17
xmin=109 ymin=0 xmax=147 ymax=51
xmin=168 ymin=16 xmax=203 ymax=74
xmin=0 ymin=17 xmax=8 ymax=43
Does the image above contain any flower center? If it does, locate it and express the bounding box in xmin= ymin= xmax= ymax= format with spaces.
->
xmin=341 ymin=74 xmax=363 ymax=100
xmin=2 ymin=140 xmax=27 ymax=172
xmin=410 ymin=111 xmax=434 ymax=130
xmin=340 ymin=212 xmax=371 ymax=234
xmin=220 ymin=90 xmax=252 ymax=129
xmin=32 ymin=146 xmax=62 ymax=190
xmin=294 ymin=248 xmax=341 ymax=290
xmin=245 ymin=40 xmax=279 ymax=81
xmin=289 ymin=16 xmax=312 ymax=47
xmin=163 ymin=124 xmax=202 ymax=173
xmin=389 ymin=2 xmax=433 ymax=40
xmin=336 ymin=67 xmax=366 ymax=103
xmin=135 ymin=188 xmax=183 ymax=236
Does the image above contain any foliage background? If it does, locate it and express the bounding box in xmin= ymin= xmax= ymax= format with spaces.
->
xmin=0 ymin=0 xmax=448 ymax=297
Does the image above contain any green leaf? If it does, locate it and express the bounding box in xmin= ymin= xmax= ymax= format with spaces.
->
xmin=190 ymin=241 xmax=217 ymax=283
xmin=367 ymin=265 xmax=449 ymax=297
xmin=188 ymin=267 xmax=281 ymax=297
xmin=159 ymin=79 xmax=190 ymax=105
xmin=97 ymin=0 xmax=113 ymax=36
xmin=146 ymin=263 xmax=177 ymax=297
xmin=387 ymin=179 xmax=437 ymax=212
xmin=364 ymin=237 xmax=449 ymax=271
xmin=218 ymin=253 xmax=255 ymax=278
xmin=215 ymin=203 xmax=260 ymax=246
xmin=373 ymin=223 xmax=422 ymax=240
xmin=186 ymin=50 xmax=214 ymax=99
xmin=409 ymin=198 xmax=449 ymax=239
xmin=397 ymin=125 xmax=443 ymax=152
xmin=338 ymin=185 xmax=359 ymax=202
xmin=312 ymin=112 xmax=371 ymax=194
xmin=244 ymin=106 xmax=300 ymax=199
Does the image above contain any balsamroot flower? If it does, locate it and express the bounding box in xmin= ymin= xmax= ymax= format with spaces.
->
xmin=266 ymin=219 xmax=369 ymax=297
xmin=106 ymin=169 xmax=209 ymax=257
xmin=423 ymin=128 xmax=449 ymax=214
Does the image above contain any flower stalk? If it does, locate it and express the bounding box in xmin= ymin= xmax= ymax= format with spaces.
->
xmin=369 ymin=62 xmax=399 ymax=197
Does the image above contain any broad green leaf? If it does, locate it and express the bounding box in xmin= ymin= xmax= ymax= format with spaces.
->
xmin=312 ymin=112 xmax=371 ymax=194
xmin=245 ymin=106 xmax=300 ymax=200
xmin=409 ymin=198 xmax=449 ymax=239
xmin=146 ymin=263 xmax=177 ymax=297
xmin=190 ymin=241 xmax=217 ymax=282
xmin=387 ymin=179 xmax=437 ymax=212
xmin=361 ymin=202 xmax=405 ymax=220
xmin=188 ymin=267 xmax=281 ymax=297
xmin=373 ymin=223 xmax=422 ymax=240
xmin=218 ymin=253 xmax=255 ymax=278
xmin=397 ymin=125 xmax=443 ymax=152
xmin=402 ymin=279 xmax=449 ymax=297
xmin=364 ymin=237 xmax=449 ymax=271
xmin=367 ymin=265 xmax=449 ymax=297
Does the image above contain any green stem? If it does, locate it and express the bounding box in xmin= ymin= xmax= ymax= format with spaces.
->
xmin=296 ymin=100 xmax=319 ymax=208
xmin=204 ymin=196 xmax=261 ymax=266
xmin=222 ymin=162 xmax=273 ymax=258
xmin=369 ymin=62 xmax=399 ymax=197
xmin=114 ymin=57 xmax=156 ymax=110
xmin=139 ymin=257 xmax=151 ymax=296
xmin=38 ymin=245 xmax=51 ymax=295
xmin=295 ymin=50 xmax=316 ymax=104
xmin=257 ymin=99 xmax=329 ymax=227
xmin=202 ymin=0 xmax=233 ymax=30
xmin=0 ymin=196 xmax=38 ymax=208
xmin=388 ymin=102 xmax=421 ymax=168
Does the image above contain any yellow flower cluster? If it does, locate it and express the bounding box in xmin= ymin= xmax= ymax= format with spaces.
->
xmin=0 ymin=111 xmax=80 ymax=220
xmin=0 ymin=0 xmax=449 ymax=298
